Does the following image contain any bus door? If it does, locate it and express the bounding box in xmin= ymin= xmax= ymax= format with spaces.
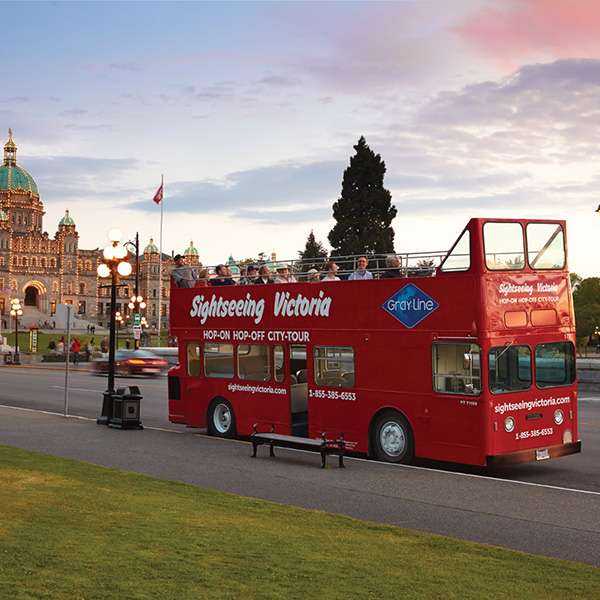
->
xmin=430 ymin=341 xmax=484 ymax=459
xmin=289 ymin=344 xmax=309 ymax=437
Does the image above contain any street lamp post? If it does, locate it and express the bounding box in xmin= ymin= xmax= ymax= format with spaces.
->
xmin=115 ymin=311 xmax=123 ymax=349
xmin=125 ymin=233 xmax=146 ymax=350
xmin=9 ymin=298 xmax=23 ymax=365
xmin=96 ymin=228 xmax=133 ymax=425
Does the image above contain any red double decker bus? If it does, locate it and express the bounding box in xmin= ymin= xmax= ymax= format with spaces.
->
xmin=168 ymin=218 xmax=580 ymax=466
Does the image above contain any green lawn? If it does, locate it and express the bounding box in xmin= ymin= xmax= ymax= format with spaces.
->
xmin=0 ymin=445 xmax=598 ymax=600
xmin=4 ymin=331 xmax=169 ymax=354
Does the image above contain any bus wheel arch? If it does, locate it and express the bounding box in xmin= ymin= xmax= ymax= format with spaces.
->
xmin=369 ymin=408 xmax=415 ymax=464
xmin=207 ymin=397 xmax=237 ymax=438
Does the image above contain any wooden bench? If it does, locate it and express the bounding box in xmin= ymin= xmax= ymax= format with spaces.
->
xmin=250 ymin=426 xmax=345 ymax=468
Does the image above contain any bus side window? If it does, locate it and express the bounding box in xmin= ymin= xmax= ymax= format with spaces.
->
xmin=204 ymin=343 xmax=234 ymax=379
xmin=432 ymin=343 xmax=481 ymax=395
xmin=187 ymin=342 xmax=202 ymax=377
xmin=274 ymin=345 xmax=284 ymax=382
xmin=314 ymin=346 xmax=355 ymax=388
xmin=238 ymin=344 xmax=270 ymax=381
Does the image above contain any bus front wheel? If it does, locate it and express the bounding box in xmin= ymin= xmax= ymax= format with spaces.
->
xmin=207 ymin=399 xmax=237 ymax=438
xmin=371 ymin=411 xmax=414 ymax=464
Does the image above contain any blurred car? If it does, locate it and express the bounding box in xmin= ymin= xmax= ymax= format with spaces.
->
xmin=93 ymin=350 xmax=168 ymax=377
xmin=140 ymin=346 xmax=178 ymax=366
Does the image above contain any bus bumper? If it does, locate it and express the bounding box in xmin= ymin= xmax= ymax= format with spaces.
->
xmin=486 ymin=441 xmax=581 ymax=467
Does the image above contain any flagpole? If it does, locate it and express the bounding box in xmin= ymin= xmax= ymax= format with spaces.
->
xmin=157 ymin=174 xmax=164 ymax=347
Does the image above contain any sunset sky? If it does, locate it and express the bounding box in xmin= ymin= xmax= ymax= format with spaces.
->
xmin=2 ymin=0 xmax=599 ymax=274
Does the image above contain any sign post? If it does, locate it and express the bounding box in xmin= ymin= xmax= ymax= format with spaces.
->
xmin=63 ymin=304 xmax=72 ymax=417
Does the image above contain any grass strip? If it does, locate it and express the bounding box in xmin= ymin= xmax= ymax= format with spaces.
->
xmin=0 ymin=444 xmax=598 ymax=600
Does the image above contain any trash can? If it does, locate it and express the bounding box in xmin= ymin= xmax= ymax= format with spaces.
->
xmin=108 ymin=385 xmax=143 ymax=430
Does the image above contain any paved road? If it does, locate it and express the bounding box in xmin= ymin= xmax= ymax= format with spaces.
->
xmin=1 ymin=404 xmax=599 ymax=566
xmin=0 ymin=366 xmax=598 ymax=492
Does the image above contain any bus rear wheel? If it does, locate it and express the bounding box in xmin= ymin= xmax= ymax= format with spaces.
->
xmin=371 ymin=411 xmax=414 ymax=464
xmin=207 ymin=399 xmax=237 ymax=438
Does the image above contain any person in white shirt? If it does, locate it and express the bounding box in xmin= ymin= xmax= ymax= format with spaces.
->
xmin=348 ymin=256 xmax=373 ymax=280
xmin=306 ymin=268 xmax=320 ymax=282
xmin=275 ymin=264 xmax=297 ymax=283
xmin=321 ymin=261 xmax=340 ymax=281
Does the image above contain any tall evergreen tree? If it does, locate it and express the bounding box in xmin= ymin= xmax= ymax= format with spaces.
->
xmin=328 ymin=136 xmax=397 ymax=256
xmin=298 ymin=230 xmax=328 ymax=271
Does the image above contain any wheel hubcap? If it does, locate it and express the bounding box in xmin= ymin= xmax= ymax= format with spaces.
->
xmin=213 ymin=404 xmax=232 ymax=434
xmin=380 ymin=421 xmax=406 ymax=457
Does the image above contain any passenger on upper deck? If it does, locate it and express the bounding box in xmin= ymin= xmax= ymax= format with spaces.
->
xmin=171 ymin=254 xmax=198 ymax=288
xmin=240 ymin=264 xmax=258 ymax=285
xmin=348 ymin=256 xmax=373 ymax=280
xmin=381 ymin=255 xmax=403 ymax=279
xmin=195 ymin=268 xmax=210 ymax=286
xmin=322 ymin=261 xmax=341 ymax=281
xmin=275 ymin=264 xmax=297 ymax=284
xmin=306 ymin=268 xmax=320 ymax=282
xmin=254 ymin=265 xmax=275 ymax=284
xmin=210 ymin=264 xmax=236 ymax=286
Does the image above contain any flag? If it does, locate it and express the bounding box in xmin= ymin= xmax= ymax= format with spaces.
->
xmin=152 ymin=180 xmax=163 ymax=204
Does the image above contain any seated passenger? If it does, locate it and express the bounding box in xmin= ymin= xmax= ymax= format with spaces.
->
xmin=195 ymin=268 xmax=209 ymax=287
xmin=210 ymin=264 xmax=236 ymax=286
xmin=321 ymin=261 xmax=340 ymax=281
xmin=348 ymin=256 xmax=373 ymax=280
xmin=306 ymin=268 xmax=320 ymax=282
xmin=171 ymin=254 xmax=198 ymax=288
xmin=275 ymin=264 xmax=297 ymax=283
xmin=381 ymin=255 xmax=403 ymax=278
xmin=240 ymin=264 xmax=258 ymax=285
xmin=254 ymin=265 xmax=275 ymax=284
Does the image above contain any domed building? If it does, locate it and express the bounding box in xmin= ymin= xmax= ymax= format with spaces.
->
xmin=0 ymin=130 xmax=174 ymax=331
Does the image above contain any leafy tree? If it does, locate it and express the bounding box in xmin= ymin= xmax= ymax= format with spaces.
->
xmin=573 ymin=277 xmax=600 ymax=354
xmin=298 ymin=230 xmax=328 ymax=273
xmin=328 ymin=136 xmax=397 ymax=256
xmin=570 ymin=272 xmax=583 ymax=291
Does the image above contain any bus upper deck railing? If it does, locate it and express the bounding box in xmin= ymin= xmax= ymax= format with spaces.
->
xmin=171 ymin=250 xmax=464 ymax=287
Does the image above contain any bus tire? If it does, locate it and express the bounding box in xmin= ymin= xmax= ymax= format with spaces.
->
xmin=371 ymin=410 xmax=414 ymax=464
xmin=207 ymin=398 xmax=237 ymax=438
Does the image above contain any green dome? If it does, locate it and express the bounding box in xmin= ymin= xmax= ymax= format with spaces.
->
xmin=184 ymin=241 xmax=198 ymax=256
xmin=144 ymin=238 xmax=159 ymax=254
xmin=59 ymin=209 xmax=75 ymax=227
xmin=227 ymin=254 xmax=240 ymax=275
xmin=0 ymin=129 xmax=39 ymax=196
xmin=0 ymin=163 xmax=39 ymax=196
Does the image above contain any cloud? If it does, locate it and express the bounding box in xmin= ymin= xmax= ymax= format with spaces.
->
xmin=109 ymin=61 xmax=143 ymax=72
xmin=129 ymin=160 xmax=345 ymax=223
xmin=456 ymin=0 xmax=600 ymax=68
xmin=257 ymin=75 xmax=299 ymax=87
xmin=21 ymin=155 xmax=139 ymax=204
xmin=0 ymin=96 xmax=29 ymax=103
xmin=59 ymin=108 xmax=88 ymax=118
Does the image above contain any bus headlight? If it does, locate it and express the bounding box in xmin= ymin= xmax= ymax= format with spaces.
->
xmin=563 ymin=429 xmax=572 ymax=444
xmin=504 ymin=416 xmax=515 ymax=433
xmin=554 ymin=409 xmax=564 ymax=425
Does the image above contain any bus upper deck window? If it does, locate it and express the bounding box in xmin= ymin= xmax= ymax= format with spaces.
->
xmin=526 ymin=223 xmax=565 ymax=270
xmin=238 ymin=344 xmax=270 ymax=382
xmin=314 ymin=346 xmax=355 ymax=388
xmin=484 ymin=222 xmax=525 ymax=271
xmin=440 ymin=229 xmax=470 ymax=272
xmin=187 ymin=342 xmax=201 ymax=377
xmin=432 ymin=343 xmax=481 ymax=395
